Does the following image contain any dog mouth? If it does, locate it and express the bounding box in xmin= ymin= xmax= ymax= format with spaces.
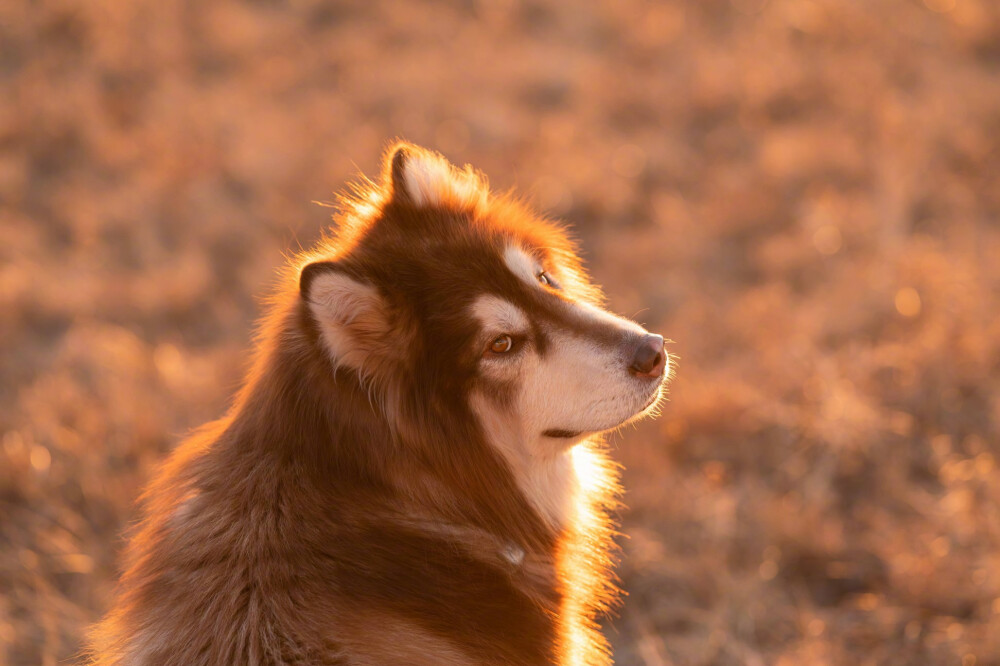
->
xmin=542 ymin=428 xmax=581 ymax=439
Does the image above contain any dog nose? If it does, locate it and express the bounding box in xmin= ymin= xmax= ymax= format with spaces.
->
xmin=629 ymin=334 xmax=665 ymax=378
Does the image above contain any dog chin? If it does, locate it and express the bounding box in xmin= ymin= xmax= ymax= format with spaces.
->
xmin=608 ymin=382 xmax=666 ymax=431
xmin=544 ymin=383 xmax=665 ymax=440
xmin=639 ymin=383 xmax=664 ymax=412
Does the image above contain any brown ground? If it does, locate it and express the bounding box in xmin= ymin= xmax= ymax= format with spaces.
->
xmin=2 ymin=0 xmax=1000 ymax=664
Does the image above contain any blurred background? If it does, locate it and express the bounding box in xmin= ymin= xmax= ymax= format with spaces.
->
xmin=2 ymin=0 xmax=999 ymax=664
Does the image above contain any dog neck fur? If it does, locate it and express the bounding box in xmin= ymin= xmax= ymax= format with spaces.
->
xmin=469 ymin=391 xmax=578 ymax=529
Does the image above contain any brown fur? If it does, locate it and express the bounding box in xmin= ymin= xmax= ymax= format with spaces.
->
xmin=90 ymin=143 xmax=641 ymax=665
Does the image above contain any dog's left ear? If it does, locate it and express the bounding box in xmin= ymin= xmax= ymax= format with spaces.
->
xmin=300 ymin=261 xmax=395 ymax=372
xmin=384 ymin=142 xmax=486 ymax=210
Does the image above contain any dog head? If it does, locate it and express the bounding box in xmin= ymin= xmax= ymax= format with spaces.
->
xmin=299 ymin=143 xmax=670 ymax=458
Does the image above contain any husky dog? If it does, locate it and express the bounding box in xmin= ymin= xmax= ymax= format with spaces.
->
xmin=90 ymin=143 xmax=671 ymax=665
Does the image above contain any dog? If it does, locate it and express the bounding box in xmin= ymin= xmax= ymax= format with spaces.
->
xmin=90 ymin=143 xmax=671 ymax=665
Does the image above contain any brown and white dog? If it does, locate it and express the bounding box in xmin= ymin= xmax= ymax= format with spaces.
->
xmin=90 ymin=143 xmax=671 ymax=665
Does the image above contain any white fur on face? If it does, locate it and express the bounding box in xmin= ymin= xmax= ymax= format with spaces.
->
xmin=502 ymin=244 xmax=602 ymax=307
xmin=472 ymin=294 xmax=529 ymax=338
xmin=519 ymin=312 xmax=661 ymax=436
xmin=503 ymin=246 xmax=541 ymax=289
xmin=470 ymin=293 xmax=666 ymax=527
xmin=400 ymin=151 xmax=487 ymax=210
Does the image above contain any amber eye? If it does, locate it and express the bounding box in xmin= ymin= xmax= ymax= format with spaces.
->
xmin=489 ymin=335 xmax=514 ymax=354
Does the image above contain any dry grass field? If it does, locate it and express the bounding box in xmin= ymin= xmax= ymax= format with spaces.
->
xmin=2 ymin=0 xmax=1000 ymax=664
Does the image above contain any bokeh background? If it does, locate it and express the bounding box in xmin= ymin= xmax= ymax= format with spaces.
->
xmin=2 ymin=0 xmax=1000 ymax=664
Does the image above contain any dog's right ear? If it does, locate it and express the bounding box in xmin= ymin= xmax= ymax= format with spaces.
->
xmin=299 ymin=261 xmax=392 ymax=371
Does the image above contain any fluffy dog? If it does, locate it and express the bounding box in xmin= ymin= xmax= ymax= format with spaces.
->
xmin=90 ymin=143 xmax=671 ymax=665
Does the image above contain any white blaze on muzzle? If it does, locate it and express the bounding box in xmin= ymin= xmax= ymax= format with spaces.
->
xmin=471 ymin=288 xmax=665 ymax=443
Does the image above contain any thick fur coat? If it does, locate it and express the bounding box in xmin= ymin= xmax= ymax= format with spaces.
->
xmin=90 ymin=143 xmax=670 ymax=665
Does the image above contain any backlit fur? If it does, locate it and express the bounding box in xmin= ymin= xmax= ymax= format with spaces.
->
xmin=89 ymin=143 xmax=671 ymax=665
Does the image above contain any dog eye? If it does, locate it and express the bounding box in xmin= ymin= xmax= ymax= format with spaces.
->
xmin=537 ymin=271 xmax=558 ymax=289
xmin=489 ymin=335 xmax=514 ymax=354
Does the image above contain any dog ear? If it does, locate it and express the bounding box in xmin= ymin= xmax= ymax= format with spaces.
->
xmin=300 ymin=261 xmax=393 ymax=372
xmin=388 ymin=143 xmax=413 ymax=204
xmin=384 ymin=142 xmax=486 ymax=210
